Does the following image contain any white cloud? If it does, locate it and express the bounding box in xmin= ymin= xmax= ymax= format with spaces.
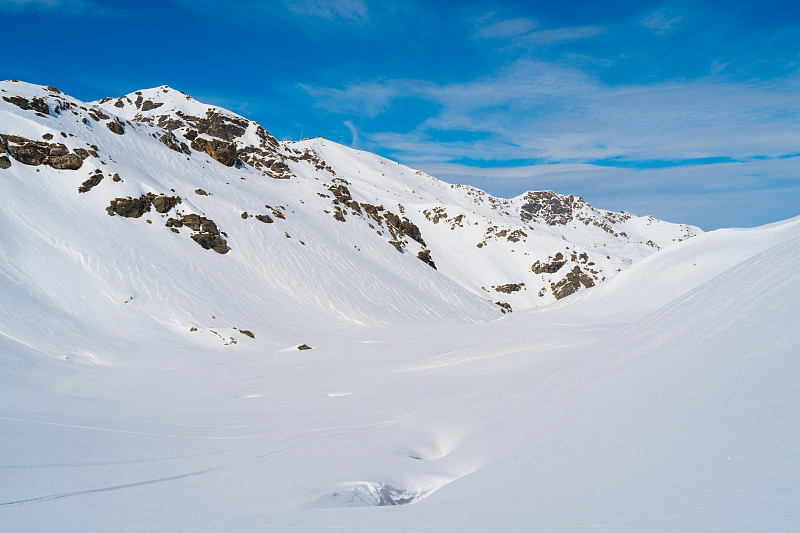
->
xmin=642 ymin=10 xmax=684 ymax=34
xmin=306 ymin=60 xmax=800 ymax=166
xmin=0 ymin=0 xmax=119 ymax=15
xmin=343 ymin=120 xmax=359 ymax=147
xmin=476 ymin=17 xmax=538 ymax=40
xmin=285 ymin=0 xmax=368 ymax=24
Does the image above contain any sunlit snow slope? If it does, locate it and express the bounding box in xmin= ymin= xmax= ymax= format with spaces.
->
xmin=1 ymin=79 xmax=798 ymax=532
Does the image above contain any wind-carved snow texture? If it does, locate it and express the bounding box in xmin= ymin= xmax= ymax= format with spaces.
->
xmin=2 ymin=79 xmax=799 ymax=533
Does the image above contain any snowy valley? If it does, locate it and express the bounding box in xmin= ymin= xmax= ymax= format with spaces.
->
xmin=0 ymin=80 xmax=798 ymax=532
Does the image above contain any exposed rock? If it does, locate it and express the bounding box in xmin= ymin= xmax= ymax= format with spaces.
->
xmin=1 ymin=134 xmax=84 ymax=170
xmin=106 ymin=119 xmax=125 ymax=135
xmin=531 ymin=253 xmax=567 ymax=274
xmin=150 ymin=194 xmax=181 ymax=213
xmin=157 ymin=116 xmax=185 ymax=131
xmin=112 ymin=173 xmax=121 ymax=182
xmin=417 ymin=249 xmax=437 ymax=269
xmin=190 ymin=137 xmax=239 ymax=167
xmin=42 ymin=133 xmax=53 ymax=141
xmin=328 ymin=183 xmax=361 ymax=213
xmin=88 ymin=108 xmax=109 ymax=121
xmin=494 ymin=283 xmax=525 ymax=294
xmin=297 ymin=344 xmax=313 ymax=351
xmin=176 ymin=109 xmax=248 ymax=142
xmin=551 ymin=265 xmax=595 ymax=300
xmin=240 ymin=212 xmax=248 ymax=219
xmin=255 ymin=214 xmax=273 ymax=223
xmin=194 ymin=188 xmax=209 ymax=196
xmin=237 ymin=329 xmax=255 ymax=339
xmin=191 ymin=232 xmax=228 ymax=254
xmin=495 ymin=301 xmax=513 ymax=314
xmin=78 ymin=172 xmax=103 ymax=193
xmin=48 ymin=153 xmax=83 ymax=170
xmin=106 ymin=196 xmax=152 ymax=218
xmin=180 ymin=213 xmax=218 ymax=234
xmin=140 ymin=100 xmax=163 ymax=112
xmin=106 ymin=193 xmax=181 ymax=217
xmin=384 ymin=211 xmax=426 ymax=246
xmin=159 ymin=132 xmax=190 ymax=154
xmin=3 ymin=95 xmax=50 ymax=115
xmin=0 ymin=156 xmax=11 ymax=169
xmin=519 ymin=191 xmax=576 ymax=226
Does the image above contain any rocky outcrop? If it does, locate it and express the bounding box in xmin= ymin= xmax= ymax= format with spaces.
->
xmin=159 ymin=132 xmax=190 ymax=154
xmin=78 ymin=170 xmax=104 ymax=193
xmin=551 ymin=266 xmax=595 ymax=300
xmin=519 ymin=191 xmax=577 ymax=226
xmin=3 ymin=95 xmax=49 ymax=115
xmin=191 ymin=137 xmax=240 ymax=167
xmin=178 ymin=109 xmax=248 ymax=142
xmin=106 ymin=193 xmax=182 ymax=218
xmin=494 ymin=283 xmax=525 ymax=294
xmin=531 ymin=253 xmax=567 ymax=274
xmin=417 ymin=249 xmax=437 ymax=269
xmin=1 ymin=134 xmax=84 ymax=170
xmin=106 ymin=119 xmax=125 ymax=135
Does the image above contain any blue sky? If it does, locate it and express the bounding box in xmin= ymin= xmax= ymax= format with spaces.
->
xmin=2 ymin=0 xmax=799 ymax=229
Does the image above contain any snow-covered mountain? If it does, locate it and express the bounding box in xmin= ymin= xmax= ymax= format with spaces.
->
xmin=0 ymin=80 xmax=698 ymax=345
xmin=4 ymin=79 xmax=798 ymax=532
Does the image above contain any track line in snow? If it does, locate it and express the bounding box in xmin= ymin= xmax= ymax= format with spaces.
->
xmin=0 ymin=415 xmax=259 ymax=440
xmin=0 ymin=414 xmax=414 ymax=506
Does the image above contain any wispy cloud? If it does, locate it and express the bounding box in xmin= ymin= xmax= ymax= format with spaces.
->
xmin=343 ymin=120 xmax=359 ymax=147
xmin=0 ymin=0 xmax=120 ymax=16
xmin=516 ymin=26 xmax=605 ymax=45
xmin=302 ymin=58 xmax=800 ymax=227
xmin=305 ymin=59 xmax=800 ymax=164
xmin=641 ymin=11 xmax=683 ymax=34
xmin=284 ymin=0 xmax=368 ymax=24
xmin=475 ymin=17 xmax=538 ymax=40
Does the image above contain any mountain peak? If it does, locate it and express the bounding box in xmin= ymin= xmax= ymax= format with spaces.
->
xmin=1 ymin=79 xmax=701 ymax=324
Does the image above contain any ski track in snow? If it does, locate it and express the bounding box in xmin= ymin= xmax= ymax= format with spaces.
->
xmin=0 ymin=414 xmax=409 ymax=507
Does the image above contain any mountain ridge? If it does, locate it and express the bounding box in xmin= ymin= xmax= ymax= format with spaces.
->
xmin=0 ymin=79 xmax=699 ymax=347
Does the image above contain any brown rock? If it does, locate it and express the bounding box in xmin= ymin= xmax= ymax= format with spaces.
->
xmin=106 ymin=196 xmax=151 ymax=218
xmin=78 ymin=173 xmax=103 ymax=193
xmin=191 ymin=232 xmax=228 ymax=254
xmin=106 ymin=119 xmax=125 ymax=135
xmin=150 ymin=194 xmax=181 ymax=213
xmin=0 ymin=156 xmax=10 ymax=169
xmin=190 ymin=137 xmax=239 ymax=167
xmin=48 ymin=154 xmax=83 ymax=170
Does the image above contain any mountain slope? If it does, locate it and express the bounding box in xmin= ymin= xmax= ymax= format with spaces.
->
xmin=1 ymin=184 xmax=797 ymax=533
xmin=0 ymin=80 xmax=700 ymax=353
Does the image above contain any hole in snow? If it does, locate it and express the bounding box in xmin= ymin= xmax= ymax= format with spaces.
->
xmin=314 ymin=481 xmax=429 ymax=507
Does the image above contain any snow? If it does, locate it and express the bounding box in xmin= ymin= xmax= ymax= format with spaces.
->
xmin=1 ymin=80 xmax=799 ymax=531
